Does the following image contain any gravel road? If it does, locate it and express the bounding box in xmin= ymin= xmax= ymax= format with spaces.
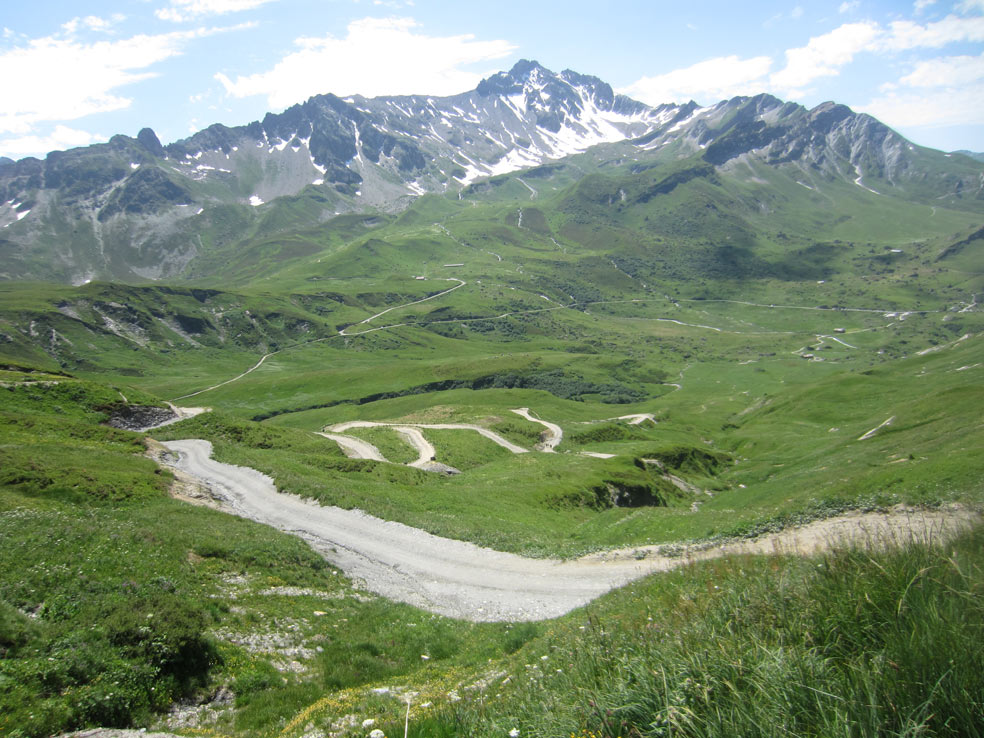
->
xmin=511 ymin=407 xmax=562 ymax=451
xmin=160 ymin=439 xmax=979 ymax=622
xmin=328 ymin=420 xmax=530 ymax=454
xmin=315 ymin=431 xmax=388 ymax=461
xmin=394 ymin=426 xmax=436 ymax=467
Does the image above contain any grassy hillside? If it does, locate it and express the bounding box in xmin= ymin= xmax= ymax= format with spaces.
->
xmin=0 ymin=149 xmax=981 ymax=735
xmin=401 ymin=527 xmax=984 ymax=738
xmin=0 ymin=374 xmax=549 ymax=737
xmin=1 ymin=369 xmax=981 ymax=737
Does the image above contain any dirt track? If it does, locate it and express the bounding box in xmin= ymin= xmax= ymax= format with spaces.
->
xmin=315 ymin=431 xmax=387 ymax=461
xmin=510 ymin=407 xmax=562 ymax=451
xmin=160 ymin=439 xmax=979 ymax=622
xmin=393 ymin=427 xmax=436 ymax=467
xmin=327 ymin=420 xmax=530 ymax=454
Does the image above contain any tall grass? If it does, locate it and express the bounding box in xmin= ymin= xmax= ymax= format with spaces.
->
xmin=413 ymin=527 xmax=983 ymax=737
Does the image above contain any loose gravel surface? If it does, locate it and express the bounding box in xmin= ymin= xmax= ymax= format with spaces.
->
xmin=328 ymin=420 xmax=529 ymax=454
xmin=161 ymin=439 xmax=979 ymax=623
xmin=393 ymin=426 xmax=436 ymax=467
xmin=315 ymin=431 xmax=388 ymax=461
xmin=510 ymin=407 xmax=562 ymax=451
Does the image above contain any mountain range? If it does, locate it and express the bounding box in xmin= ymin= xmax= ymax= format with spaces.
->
xmin=1 ymin=59 xmax=981 ymax=285
xmin=2 ymin=56 xmax=984 ymax=738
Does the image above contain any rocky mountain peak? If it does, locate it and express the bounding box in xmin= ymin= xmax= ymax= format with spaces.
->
xmin=137 ymin=128 xmax=166 ymax=157
xmin=0 ymin=61 xmax=978 ymax=285
xmin=807 ymin=101 xmax=855 ymax=133
xmin=477 ymin=58 xmax=548 ymax=96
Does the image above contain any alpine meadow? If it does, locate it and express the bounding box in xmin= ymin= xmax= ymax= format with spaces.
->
xmin=1 ymin=52 xmax=983 ymax=738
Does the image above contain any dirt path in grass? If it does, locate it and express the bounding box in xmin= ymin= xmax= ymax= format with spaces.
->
xmin=394 ymin=426 xmax=436 ymax=467
xmin=511 ymin=407 xmax=562 ymax=451
xmin=321 ymin=410 xmax=644 ymax=465
xmin=172 ymin=352 xmax=280 ymax=401
xmin=314 ymin=431 xmax=388 ymax=461
xmin=170 ymin=280 xmax=467 ymax=401
xmin=159 ymin=439 xmax=979 ymax=623
xmin=338 ymin=279 xmax=466 ymax=337
xmin=328 ymin=420 xmax=530 ymax=454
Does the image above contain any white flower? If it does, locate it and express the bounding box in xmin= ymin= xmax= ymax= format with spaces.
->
xmin=362 ymin=718 xmax=376 ymax=728
xmin=369 ymin=730 xmax=385 ymax=738
xmin=509 ymin=730 xmax=520 ymax=738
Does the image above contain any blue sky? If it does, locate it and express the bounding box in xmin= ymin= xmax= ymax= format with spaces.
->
xmin=2 ymin=0 xmax=983 ymax=159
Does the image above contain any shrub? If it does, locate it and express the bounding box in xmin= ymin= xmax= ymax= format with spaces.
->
xmin=104 ymin=593 xmax=218 ymax=683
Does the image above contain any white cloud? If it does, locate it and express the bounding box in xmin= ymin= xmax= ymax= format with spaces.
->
xmin=899 ymin=52 xmax=984 ymax=86
xmin=215 ymin=17 xmax=516 ymax=107
xmin=624 ymin=10 xmax=984 ymax=123
xmin=957 ymin=0 xmax=984 ymax=13
xmin=621 ymin=55 xmax=772 ymax=105
xmin=791 ymin=6 xmax=804 ymax=19
xmin=770 ymin=22 xmax=880 ymax=95
xmin=61 ymin=15 xmax=121 ymax=34
xmin=861 ymin=83 xmax=984 ymax=127
xmin=0 ymin=24 xmax=241 ymax=135
xmin=881 ymin=14 xmax=984 ymax=50
xmin=156 ymin=0 xmax=277 ymax=22
xmin=838 ymin=1 xmax=860 ymax=13
xmin=862 ymin=50 xmax=984 ymax=131
xmin=859 ymin=18 xmax=984 ymax=132
xmin=914 ymin=0 xmax=937 ymax=11
xmin=764 ymin=15 xmax=984 ymax=97
xmin=0 ymin=125 xmax=104 ymax=157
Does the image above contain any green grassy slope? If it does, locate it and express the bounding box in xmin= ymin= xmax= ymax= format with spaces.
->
xmin=0 ymin=374 xmax=551 ymax=738
xmin=0 ymin=144 xmax=981 ymax=736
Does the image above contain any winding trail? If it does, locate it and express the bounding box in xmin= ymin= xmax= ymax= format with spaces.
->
xmin=328 ymin=420 xmax=529 ymax=454
xmin=516 ymin=177 xmax=538 ymax=200
xmin=322 ymin=409 xmax=666 ymax=465
xmin=171 ymin=280 xmax=468 ymax=401
xmin=170 ymin=278 xmax=952 ymax=403
xmin=173 ymin=354 xmax=278 ymax=401
xmin=511 ymin=407 xmax=563 ymax=451
xmin=159 ymin=439 xmax=979 ymax=623
xmin=676 ymin=297 xmax=940 ymax=315
xmin=315 ymin=431 xmax=387 ymax=461
xmin=858 ymin=416 xmax=895 ymax=441
xmin=322 ymin=410 xmax=666 ymax=466
xmin=819 ymin=334 xmax=858 ymax=349
xmin=394 ymin=427 xmax=436 ymax=467
xmin=339 ymin=278 xmax=466 ymax=336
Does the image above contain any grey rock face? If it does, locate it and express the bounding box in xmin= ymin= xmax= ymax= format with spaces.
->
xmin=1 ymin=61 xmax=979 ymax=283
